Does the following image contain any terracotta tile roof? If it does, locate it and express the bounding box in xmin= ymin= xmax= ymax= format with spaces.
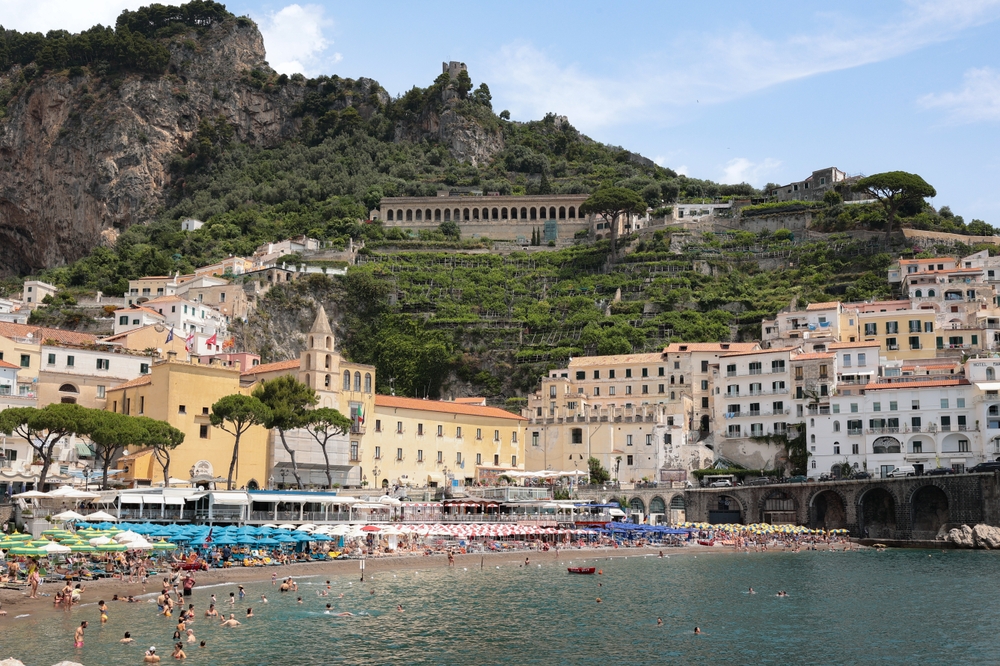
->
xmin=720 ymin=347 xmax=797 ymax=358
xmin=100 ymin=324 xmax=169 ymax=342
xmin=0 ymin=322 xmax=97 ymax=346
xmin=792 ymin=352 xmax=835 ymax=360
xmin=805 ymin=301 xmax=840 ymax=310
xmin=454 ymin=397 xmax=487 ymax=405
xmin=567 ymin=353 xmax=663 ymax=367
xmin=240 ymin=359 xmax=300 ymax=376
xmin=108 ymin=375 xmax=152 ymax=391
xmin=899 ymin=258 xmax=954 ymax=265
xmin=829 ymin=341 xmax=882 ymax=349
xmin=375 ymin=395 xmax=525 ymax=421
xmin=864 ymin=379 xmax=969 ymax=391
xmin=664 ymin=342 xmax=759 ymax=354
xmin=0 ymin=359 xmax=20 ymax=369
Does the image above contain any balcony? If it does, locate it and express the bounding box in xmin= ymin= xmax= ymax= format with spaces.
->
xmin=847 ymin=428 xmax=864 ymax=435
xmin=351 ymin=423 xmax=366 ymax=435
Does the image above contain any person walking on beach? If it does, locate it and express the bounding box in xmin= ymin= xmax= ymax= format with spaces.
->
xmin=27 ymin=564 xmax=40 ymax=599
xmin=74 ymin=621 xmax=88 ymax=648
xmin=447 ymin=551 xmax=455 ymax=567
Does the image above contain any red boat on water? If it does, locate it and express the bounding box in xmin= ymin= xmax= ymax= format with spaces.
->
xmin=568 ymin=567 xmax=597 ymax=575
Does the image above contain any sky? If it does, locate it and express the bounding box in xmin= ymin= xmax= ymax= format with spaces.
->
xmin=2 ymin=0 xmax=999 ymax=221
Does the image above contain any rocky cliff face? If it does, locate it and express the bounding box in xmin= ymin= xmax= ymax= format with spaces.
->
xmin=0 ymin=19 xmax=306 ymax=277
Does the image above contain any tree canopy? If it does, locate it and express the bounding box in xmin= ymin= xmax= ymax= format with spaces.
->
xmin=854 ymin=171 xmax=936 ymax=237
xmin=210 ymin=394 xmax=270 ymax=489
xmin=580 ymin=187 xmax=647 ymax=262
xmin=252 ymin=375 xmax=317 ymax=489
xmin=0 ymin=403 xmax=90 ymax=491
xmin=305 ymin=407 xmax=353 ymax=488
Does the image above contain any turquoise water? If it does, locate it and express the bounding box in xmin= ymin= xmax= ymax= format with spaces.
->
xmin=4 ymin=548 xmax=999 ymax=665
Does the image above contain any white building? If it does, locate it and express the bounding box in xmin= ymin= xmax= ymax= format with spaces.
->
xmin=141 ymin=295 xmax=226 ymax=336
xmin=21 ymin=281 xmax=57 ymax=308
xmin=181 ymin=219 xmax=204 ymax=232
xmin=111 ymin=305 xmax=167 ymax=336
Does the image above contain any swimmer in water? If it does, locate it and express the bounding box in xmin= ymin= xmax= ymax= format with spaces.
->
xmin=334 ymin=612 xmax=354 ymax=617
xmin=144 ymin=646 xmax=160 ymax=663
xmin=694 ymin=627 xmax=702 ymax=635
xmin=749 ymin=587 xmax=755 ymax=594
xmin=246 ymin=608 xmax=254 ymax=618
xmin=120 ymin=631 xmax=135 ymax=644
xmin=74 ymin=621 xmax=87 ymax=648
xmin=220 ymin=614 xmax=241 ymax=627
xmin=297 ymin=597 xmax=303 ymax=604
xmin=397 ymin=605 xmax=404 ymax=612
xmin=657 ymin=617 xmax=663 ymax=626
xmin=186 ymin=629 xmax=197 ymax=643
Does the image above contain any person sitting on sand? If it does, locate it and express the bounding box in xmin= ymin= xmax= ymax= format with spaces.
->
xmin=120 ymin=631 xmax=134 ymax=643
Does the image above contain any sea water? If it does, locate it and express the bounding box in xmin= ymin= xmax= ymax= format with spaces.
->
xmin=4 ymin=548 xmax=998 ymax=665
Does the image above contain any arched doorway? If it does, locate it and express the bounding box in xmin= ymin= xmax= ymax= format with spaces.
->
xmin=859 ymin=488 xmax=897 ymax=539
xmin=700 ymin=415 xmax=710 ymax=431
xmin=810 ymin=490 xmax=847 ymax=530
xmin=761 ymin=490 xmax=797 ymax=524
xmin=669 ymin=495 xmax=686 ymax=524
xmin=709 ymin=495 xmax=742 ymax=524
xmin=629 ymin=497 xmax=645 ymax=519
xmin=246 ymin=479 xmax=260 ymax=491
xmin=911 ymin=485 xmax=949 ymax=538
xmin=649 ymin=496 xmax=665 ymax=524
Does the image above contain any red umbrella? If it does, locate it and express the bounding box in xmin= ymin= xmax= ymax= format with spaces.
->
xmin=361 ymin=525 xmax=381 ymax=532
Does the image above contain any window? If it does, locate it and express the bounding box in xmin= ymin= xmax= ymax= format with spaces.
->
xmin=609 ymin=370 xmax=616 ymax=379
xmin=857 ymin=353 xmax=866 ymax=367
xmin=593 ymin=370 xmax=600 ymax=379
xmin=833 ymin=404 xmax=840 ymax=413
xmin=20 ymin=354 xmax=29 ymax=368
xmin=349 ymin=442 xmax=359 ymax=461
xmin=912 ymin=441 xmax=923 ymax=454
xmin=887 ymin=337 xmax=898 ymax=350
xmin=512 ymin=455 xmax=517 ymax=467
xmin=96 ymin=358 xmax=109 ymax=370
xmin=476 ymin=453 xmax=482 ymax=465
xmin=456 ymin=427 xmax=462 ymax=438
xmin=532 ymin=432 xmax=539 ymax=447
xmin=773 ymin=401 xmax=784 ymax=413
xmin=885 ymin=321 xmax=898 ymax=334
xmin=625 ymin=368 xmax=632 ymax=378
xmin=674 ymin=361 xmax=680 ymax=369
xmin=374 ymin=446 xmax=382 ymax=459
xmin=959 ymin=439 xmax=970 ymax=453
xmin=96 ymin=385 xmax=105 ymax=399
xmin=925 ymin=322 xmax=934 ymax=333
xmin=772 ymin=381 xmax=786 ymax=391
xmin=641 ymin=368 xmax=648 ymax=378
xmin=957 ymin=398 xmax=966 ymax=408
xmin=609 ymin=386 xmax=616 ymax=396
xmin=437 ymin=425 xmax=443 ymax=437
xmin=138 ymin=396 xmax=144 ymax=414
xmin=941 ymin=416 xmax=951 ymax=431
xmin=795 ymin=367 xmax=803 ymax=380
xmin=456 ymin=452 xmax=462 ymax=464
xmin=751 ymin=423 xmax=764 ymax=437
xmin=626 ymin=454 xmax=633 ymax=466
xmin=476 ymin=428 xmax=483 ymax=440
xmin=852 ymin=443 xmax=859 ymax=454
xmin=397 ymin=448 xmax=403 ymax=461
xmin=851 ymin=403 xmax=859 ymax=413
xmin=199 ymin=425 xmax=209 ymax=439
xmin=364 ymin=373 xmax=372 ymax=392
xmin=659 ymin=367 xmax=665 ymax=376
xmin=594 ymin=387 xmax=600 ymax=396
xmin=437 ymin=451 xmax=443 ymax=463
xmin=375 ymin=419 xmax=382 ymax=432
xmin=646 ymin=434 xmax=653 ymax=445
xmin=819 ymin=364 xmax=828 ymax=378
xmin=571 ymin=428 xmax=583 ymax=444
xmin=494 ymin=429 xmax=500 ymax=441
xmin=417 ymin=423 xmax=424 ymax=436
xmin=771 ymin=360 xmax=786 ymax=373
xmin=511 ymin=431 xmax=518 ymax=444
xmin=549 ymin=385 xmax=557 ymax=398
xmin=843 ymin=354 xmax=852 ymax=367
xmin=864 ymin=323 xmax=877 ymax=336
xmin=749 ymin=362 xmax=762 ymax=375
xmin=940 ymin=398 xmax=950 ymax=409
xmin=642 ymin=385 xmax=648 ymax=394
xmin=726 ymin=364 xmax=737 ymax=377
xmin=701 ymin=380 xmax=709 ymax=390
xmin=909 ymin=336 xmax=921 ymax=350
xmin=958 ymin=415 xmax=967 ymax=429
xmin=833 ymin=421 xmax=841 ymax=432
xmin=626 ymin=435 xmax=633 ymax=446
xmin=911 ymin=416 xmax=921 ymax=430
xmin=396 ymin=421 xmax=403 ymax=434
xmin=701 ymin=360 xmax=709 ymax=372
xmin=178 ymin=405 xmax=186 ymax=414
xmin=45 ymin=352 xmax=56 ymax=365
xmin=912 ymin=400 xmax=920 ymax=410
xmin=140 ymin=363 xmax=149 ymax=374
xmin=701 ymin=397 xmax=709 ymax=408
xmin=909 ymin=320 xmax=921 ymax=333
xmin=727 ymin=425 xmax=741 ymax=437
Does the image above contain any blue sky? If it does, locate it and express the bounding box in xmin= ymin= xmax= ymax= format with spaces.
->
xmin=3 ymin=0 xmax=999 ymax=221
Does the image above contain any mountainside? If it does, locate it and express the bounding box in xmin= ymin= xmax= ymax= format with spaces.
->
xmin=0 ymin=9 xmax=311 ymax=275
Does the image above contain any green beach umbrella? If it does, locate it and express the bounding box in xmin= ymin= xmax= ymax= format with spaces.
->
xmin=5 ymin=533 xmax=31 ymax=541
xmin=95 ymin=543 xmax=128 ymax=552
xmin=69 ymin=543 xmax=96 ymax=553
xmin=152 ymin=541 xmax=178 ymax=551
xmin=8 ymin=546 xmax=46 ymax=556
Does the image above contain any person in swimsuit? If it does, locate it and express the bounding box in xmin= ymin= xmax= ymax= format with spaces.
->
xmin=99 ymin=600 xmax=109 ymax=623
xmin=220 ymin=614 xmax=241 ymax=627
xmin=186 ymin=629 xmax=197 ymax=643
xmin=121 ymin=632 xmax=135 ymax=643
xmin=74 ymin=621 xmax=87 ymax=648
xmin=172 ymin=641 xmax=187 ymax=659
xmin=144 ymin=646 xmax=161 ymax=663
xmin=205 ymin=604 xmax=218 ymax=617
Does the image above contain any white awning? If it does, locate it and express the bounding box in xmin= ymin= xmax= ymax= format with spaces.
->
xmin=248 ymin=493 xmax=359 ymax=505
xmin=976 ymin=382 xmax=1000 ymax=391
xmin=163 ymin=497 xmax=185 ymax=505
xmin=119 ymin=496 xmax=142 ymax=504
xmin=608 ymin=508 xmax=626 ymax=517
xmin=210 ymin=492 xmax=250 ymax=506
xmin=138 ymin=494 xmax=164 ymax=505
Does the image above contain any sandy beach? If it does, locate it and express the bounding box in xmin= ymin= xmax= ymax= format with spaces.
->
xmin=0 ymin=541 xmax=857 ymax=618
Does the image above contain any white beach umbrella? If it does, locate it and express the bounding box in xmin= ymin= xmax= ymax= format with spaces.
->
xmin=126 ymin=538 xmax=154 ymax=550
xmin=276 ymin=524 xmax=296 ymax=530
xmin=83 ymin=510 xmax=118 ymax=522
xmin=113 ymin=530 xmax=141 ymax=543
xmin=89 ymin=536 xmax=113 ymax=546
xmin=52 ymin=510 xmax=86 ymax=521
xmin=40 ymin=541 xmax=72 ymax=555
xmin=48 ymin=486 xmax=101 ymax=500
xmin=11 ymin=490 xmax=51 ymax=499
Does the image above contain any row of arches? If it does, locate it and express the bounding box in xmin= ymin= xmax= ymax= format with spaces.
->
xmin=385 ymin=205 xmax=581 ymax=223
xmin=712 ymin=484 xmax=952 ymax=539
xmin=302 ymin=371 xmax=373 ymax=393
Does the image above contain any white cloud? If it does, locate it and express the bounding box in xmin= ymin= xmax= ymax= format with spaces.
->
xmin=720 ymin=158 xmax=782 ymax=186
xmin=919 ymin=67 xmax=1000 ymax=123
xmin=486 ymin=1 xmax=1000 ymax=131
xmin=0 ymin=0 xmax=145 ymax=33
xmin=255 ymin=4 xmax=338 ymax=76
xmin=675 ymin=165 xmax=689 ymax=177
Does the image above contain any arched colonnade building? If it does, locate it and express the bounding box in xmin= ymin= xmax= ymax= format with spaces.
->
xmin=375 ymin=194 xmax=598 ymax=241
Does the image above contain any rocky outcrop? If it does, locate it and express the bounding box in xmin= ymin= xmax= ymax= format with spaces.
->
xmin=944 ymin=523 xmax=1000 ymax=548
xmin=0 ymin=18 xmax=307 ymax=276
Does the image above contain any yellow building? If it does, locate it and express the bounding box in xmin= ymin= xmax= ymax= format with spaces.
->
xmin=0 ymin=322 xmax=97 ymax=383
xmin=367 ymin=395 xmax=526 ymax=489
xmin=851 ymin=306 xmax=938 ymax=361
xmin=109 ymin=358 xmax=271 ymax=489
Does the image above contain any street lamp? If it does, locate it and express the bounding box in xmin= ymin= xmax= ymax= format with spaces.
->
xmin=372 ymin=465 xmax=381 ymax=491
xmin=83 ymin=466 xmax=91 ymax=491
xmin=280 ymin=468 xmax=287 ymax=489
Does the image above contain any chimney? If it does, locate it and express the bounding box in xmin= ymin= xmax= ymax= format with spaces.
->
xmin=167 ymin=351 xmax=178 ymax=361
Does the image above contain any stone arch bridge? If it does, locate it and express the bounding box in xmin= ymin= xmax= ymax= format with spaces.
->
xmin=680 ymin=474 xmax=1000 ymax=540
